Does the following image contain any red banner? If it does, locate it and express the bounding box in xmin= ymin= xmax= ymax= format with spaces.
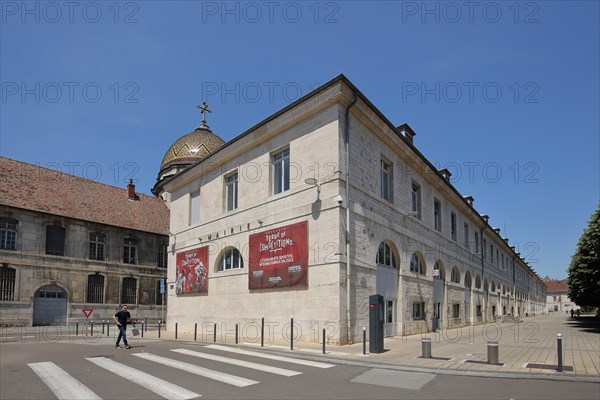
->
xmin=249 ymin=221 xmax=308 ymax=289
xmin=175 ymin=246 xmax=208 ymax=295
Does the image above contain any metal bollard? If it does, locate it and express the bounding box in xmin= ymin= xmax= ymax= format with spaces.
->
xmin=107 ymin=321 xmax=110 ymax=337
xmin=91 ymin=321 xmax=94 ymax=336
xmin=213 ymin=323 xmax=217 ymax=343
xmin=235 ymin=323 xmax=239 ymax=344
xmin=141 ymin=322 xmax=144 ymax=338
xmin=76 ymin=321 xmax=79 ymax=336
xmin=362 ymin=327 xmax=366 ymax=355
xmin=158 ymin=321 xmax=161 ymax=338
xmin=145 ymin=315 xmax=148 ymax=332
xmin=175 ymin=322 xmax=178 ymax=339
xmin=487 ymin=341 xmax=499 ymax=364
xmin=194 ymin=322 xmax=197 ymax=341
xmin=557 ymin=334 xmax=563 ymax=372
xmin=261 ymin=316 xmax=264 ymax=347
xmin=102 ymin=321 xmax=105 ymax=335
xmin=290 ymin=317 xmax=294 ymax=351
xmin=322 ymin=328 xmax=326 ymax=354
xmin=421 ymin=337 xmax=432 ymax=358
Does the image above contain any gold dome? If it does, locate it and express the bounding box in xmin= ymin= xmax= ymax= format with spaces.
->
xmin=160 ymin=126 xmax=225 ymax=172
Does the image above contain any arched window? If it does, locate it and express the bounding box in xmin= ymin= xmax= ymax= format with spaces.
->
xmin=433 ymin=261 xmax=444 ymax=280
xmin=410 ymin=253 xmax=425 ymax=275
xmin=450 ymin=267 xmax=460 ymax=284
xmin=0 ymin=218 xmax=18 ymax=250
xmin=464 ymin=271 xmax=472 ymax=288
xmin=491 ymin=282 xmax=496 ymax=292
xmin=475 ymin=275 xmax=482 ymax=289
xmin=218 ymin=247 xmax=244 ymax=271
xmin=376 ymin=242 xmax=397 ymax=268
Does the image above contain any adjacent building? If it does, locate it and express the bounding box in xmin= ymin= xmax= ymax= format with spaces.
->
xmin=544 ymin=278 xmax=575 ymax=313
xmin=155 ymin=75 xmax=546 ymax=345
xmin=0 ymin=157 xmax=169 ymax=326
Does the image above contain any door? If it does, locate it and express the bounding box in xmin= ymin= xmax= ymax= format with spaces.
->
xmin=33 ymin=285 xmax=67 ymax=326
xmin=376 ymin=266 xmax=398 ymax=337
xmin=433 ymin=277 xmax=444 ymax=331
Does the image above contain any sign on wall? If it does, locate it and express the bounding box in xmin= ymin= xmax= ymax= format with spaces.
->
xmin=175 ymin=246 xmax=208 ymax=295
xmin=249 ymin=221 xmax=308 ymax=289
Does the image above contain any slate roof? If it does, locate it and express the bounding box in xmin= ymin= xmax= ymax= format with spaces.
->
xmin=0 ymin=157 xmax=169 ymax=235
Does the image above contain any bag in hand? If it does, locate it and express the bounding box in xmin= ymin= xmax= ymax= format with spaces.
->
xmin=131 ymin=327 xmax=140 ymax=336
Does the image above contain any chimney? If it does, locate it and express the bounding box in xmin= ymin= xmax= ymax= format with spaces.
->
xmin=397 ymin=123 xmax=416 ymax=144
xmin=494 ymin=227 xmax=501 ymax=235
xmin=439 ymin=168 xmax=452 ymax=181
xmin=127 ymin=179 xmax=138 ymax=200
xmin=463 ymin=195 xmax=474 ymax=206
xmin=481 ymin=214 xmax=489 ymax=223
xmin=503 ymin=237 xmax=509 ymax=243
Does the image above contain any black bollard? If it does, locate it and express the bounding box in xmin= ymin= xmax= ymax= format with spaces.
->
xmin=158 ymin=321 xmax=161 ymax=338
xmin=213 ymin=323 xmax=217 ymax=343
xmin=145 ymin=315 xmax=148 ymax=332
xmin=362 ymin=327 xmax=366 ymax=355
xmin=91 ymin=321 xmax=94 ymax=336
xmin=76 ymin=321 xmax=79 ymax=336
xmin=175 ymin=322 xmax=178 ymax=339
xmin=194 ymin=322 xmax=197 ymax=341
xmin=107 ymin=321 xmax=110 ymax=337
xmin=235 ymin=323 xmax=239 ymax=344
xmin=141 ymin=322 xmax=144 ymax=338
xmin=261 ymin=316 xmax=264 ymax=347
xmin=290 ymin=317 xmax=294 ymax=351
xmin=557 ymin=334 xmax=563 ymax=372
xmin=322 ymin=328 xmax=326 ymax=354
xmin=102 ymin=321 xmax=105 ymax=335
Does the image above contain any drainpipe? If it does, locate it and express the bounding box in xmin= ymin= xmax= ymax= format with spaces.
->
xmin=344 ymin=92 xmax=358 ymax=344
xmin=480 ymin=226 xmax=487 ymax=321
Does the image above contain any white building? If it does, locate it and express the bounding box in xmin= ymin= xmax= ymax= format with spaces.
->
xmin=155 ymin=75 xmax=546 ymax=345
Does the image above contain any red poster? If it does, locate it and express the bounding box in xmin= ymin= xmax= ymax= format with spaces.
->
xmin=175 ymin=246 xmax=208 ymax=295
xmin=249 ymin=221 xmax=308 ymax=289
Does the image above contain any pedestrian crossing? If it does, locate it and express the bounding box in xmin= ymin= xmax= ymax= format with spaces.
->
xmin=27 ymin=344 xmax=336 ymax=399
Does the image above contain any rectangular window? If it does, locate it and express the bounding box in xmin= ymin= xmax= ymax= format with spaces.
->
xmin=496 ymin=249 xmax=500 ymax=266
xmin=123 ymin=238 xmax=137 ymax=264
xmin=412 ymin=302 xmax=425 ymax=319
xmin=45 ymin=226 xmax=65 ymax=256
xmin=0 ymin=266 xmax=16 ymax=301
xmin=474 ymin=232 xmax=480 ymax=254
xmin=386 ymin=300 xmax=394 ymax=323
xmin=89 ymin=233 xmax=105 ymax=261
xmin=157 ymin=242 xmax=168 ymax=268
xmin=464 ymin=223 xmax=469 ymax=249
xmin=121 ymin=277 xmax=137 ymax=305
xmin=483 ymin=238 xmax=487 ymax=258
xmin=434 ymin=199 xmax=442 ymax=231
xmin=411 ymin=182 xmax=421 ymax=218
xmin=189 ymin=190 xmax=200 ymax=225
xmin=272 ymin=148 xmax=290 ymax=195
xmin=380 ymin=159 xmax=393 ymax=202
xmin=490 ymin=244 xmax=494 ymax=263
xmin=452 ymin=304 xmax=460 ymax=318
xmin=451 ymin=212 xmax=457 ymax=240
xmin=225 ymin=172 xmax=238 ymax=211
xmin=0 ymin=218 xmax=17 ymax=250
xmin=476 ymin=305 xmax=482 ymax=317
xmin=86 ymin=274 xmax=104 ymax=303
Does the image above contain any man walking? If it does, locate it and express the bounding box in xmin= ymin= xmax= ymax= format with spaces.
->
xmin=113 ymin=304 xmax=133 ymax=349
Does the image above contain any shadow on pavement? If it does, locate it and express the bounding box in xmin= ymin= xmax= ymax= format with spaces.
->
xmin=565 ymin=316 xmax=600 ymax=334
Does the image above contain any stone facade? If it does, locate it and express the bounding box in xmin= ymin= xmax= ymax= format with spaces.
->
xmin=160 ymin=76 xmax=546 ymax=345
xmin=0 ymin=158 xmax=169 ymax=326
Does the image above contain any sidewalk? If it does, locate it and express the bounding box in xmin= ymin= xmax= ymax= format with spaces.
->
xmin=134 ymin=313 xmax=599 ymax=381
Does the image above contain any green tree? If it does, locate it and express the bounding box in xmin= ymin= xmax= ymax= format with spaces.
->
xmin=567 ymin=203 xmax=600 ymax=308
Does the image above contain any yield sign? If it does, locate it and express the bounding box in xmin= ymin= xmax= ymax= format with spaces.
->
xmin=82 ymin=308 xmax=93 ymax=318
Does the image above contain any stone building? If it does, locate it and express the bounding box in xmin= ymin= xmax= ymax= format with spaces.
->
xmin=156 ymin=75 xmax=546 ymax=345
xmin=544 ymin=278 xmax=575 ymax=313
xmin=0 ymin=157 xmax=169 ymax=326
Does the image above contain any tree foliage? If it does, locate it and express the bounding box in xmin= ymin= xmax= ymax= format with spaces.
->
xmin=567 ymin=203 xmax=600 ymax=307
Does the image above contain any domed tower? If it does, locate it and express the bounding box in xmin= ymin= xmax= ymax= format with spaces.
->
xmin=153 ymin=102 xmax=225 ymax=198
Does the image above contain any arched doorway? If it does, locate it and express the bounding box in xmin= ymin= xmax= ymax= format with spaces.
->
xmin=432 ymin=261 xmax=445 ymax=331
xmin=33 ymin=284 xmax=67 ymax=326
xmin=376 ymin=241 xmax=398 ymax=337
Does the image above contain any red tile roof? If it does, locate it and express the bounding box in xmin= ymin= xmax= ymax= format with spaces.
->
xmin=0 ymin=157 xmax=169 ymax=235
xmin=544 ymin=279 xmax=568 ymax=293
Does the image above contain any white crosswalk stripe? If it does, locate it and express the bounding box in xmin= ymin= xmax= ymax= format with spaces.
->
xmin=133 ymin=352 xmax=259 ymax=387
xmin=205 ymin=344 xmax=336 ymax=368
xmin=86 ymin=356 xmax=201 ymax=399
xmin=28 ymin=361 xmax=102 ymax=400
xmin=172 ymin=348 xmax=302 ymax=377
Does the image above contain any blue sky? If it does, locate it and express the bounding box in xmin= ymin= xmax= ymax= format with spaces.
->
xmin=1 ymin=1 xmax=598 ymax=279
